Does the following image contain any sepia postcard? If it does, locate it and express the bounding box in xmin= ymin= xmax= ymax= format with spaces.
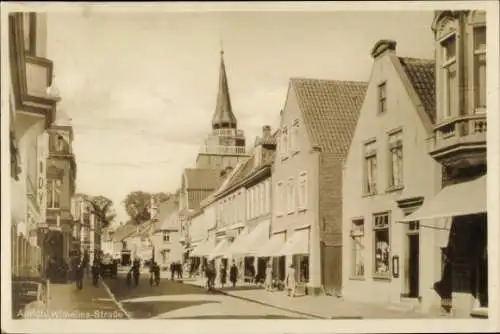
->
xmin=1 ymin=1 xmax=499 ymax=333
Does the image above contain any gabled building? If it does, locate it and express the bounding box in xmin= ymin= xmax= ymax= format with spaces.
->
xmin=342 ymin=39 xmax=440 ymax=312
xmin=151 ymin=197 xmax=183 ymax=268
xmin=401 ymin=11 xmax=488 ymax=318
xmin=272 ymin=78 xmax=367 ymax=296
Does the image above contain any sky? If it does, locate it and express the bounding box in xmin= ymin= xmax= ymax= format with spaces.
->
xmin=45 ymin=9 xmax=435 ymax=226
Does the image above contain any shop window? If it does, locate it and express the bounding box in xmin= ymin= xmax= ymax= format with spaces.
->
xmin=297 ymin=255 xmax=309 ymax=283
xmin=373 ymin=212 xmax=390 ymax=277
xmin=388 ymin=130 xmax=403 ymax=189
xmin=474 ymin=26 xmax=487 ymax=110
xmin=351 ymin=219 xmax=365 ymax=277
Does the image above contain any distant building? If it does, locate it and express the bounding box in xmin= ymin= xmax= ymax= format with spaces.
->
xmin=195 ymin=49 xmax=250 ymax=170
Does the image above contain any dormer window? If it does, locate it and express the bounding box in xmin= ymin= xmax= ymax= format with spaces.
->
xmin=474 ymin=26 xmax=486 ymax=111
xmin=441 ymin=34 xmax=458 ymax=118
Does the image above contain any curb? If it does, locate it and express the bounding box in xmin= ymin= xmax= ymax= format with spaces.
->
xmin=181 ymin=281 xmax=328 ymax=319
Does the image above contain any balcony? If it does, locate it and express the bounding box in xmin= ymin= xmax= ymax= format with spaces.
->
xmin=428 ymin=114 xmax=487 ymax=168
xmin=212 ymin=128 xmax=245 ymax=137
xmin=198 ymin=144 xmax=247 ymax=156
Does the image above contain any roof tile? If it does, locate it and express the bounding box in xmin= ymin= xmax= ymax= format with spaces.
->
xmin=398 ymin=57 xmax=436 ymax=123
xmin=184 ymin=168 xmax=222 ymax=190
xmin=291 ymin=78 xmax=368 ymax=156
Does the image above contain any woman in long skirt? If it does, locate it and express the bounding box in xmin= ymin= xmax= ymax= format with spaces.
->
xmin=265 ymin=261 xmax=273 ymax=291
xmin=219 ymin=264 xmax=227 ymax=289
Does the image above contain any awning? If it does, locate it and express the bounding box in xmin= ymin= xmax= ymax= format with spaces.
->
xmin=399 ymin=175 xmax=486 ymax=222
xmin=191 ymin=239 xmax=214 ymax=257
xmin=229 ymin=220 xmax=270 ymax=257
xmin=225 ymin=227 xmax=250 ymax=257
xmin=208 ymin=239 xmax=230 ymax=260
xmin=276 ymin=228 xmax=309 ymax=256
xmin=258 ymin=232 xmax=286 ymax=257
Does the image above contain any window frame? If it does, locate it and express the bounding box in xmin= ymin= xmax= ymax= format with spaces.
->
xmin=281 ymin=126 xmax=289 ymax=161
xmin=440 ymin=33 xmax=458 ymax=119
xmin=473 ymin=25 xmax=487 ymax=112
xmin=276 ymin=181 xmax=284 ymax=217
xmin=287 ymin=177 xmax=295 ymax=215
xmin=163 ymin=231 xmax=170 ymax=243
xmin=47 ymin=179 xmax=61 ymax=209
xmin=297 ymin=171 xmax=308 ymax=212
xmin=350 ymin=218 xmax=365 ymax=278
xmin=387 ymin=130 xmax=404 ymax=191
xmin=372 ymin=211 xmax=391 ymax=279
xmin=22 ymin=12 xmax=37 ymax=56
xmin=291 ymin=119 xmax=300 ymax=155
xmin=378 ymin=82 xmax=387 ymax=114
xmin=363 ymin=140 xmax=377 ymax=196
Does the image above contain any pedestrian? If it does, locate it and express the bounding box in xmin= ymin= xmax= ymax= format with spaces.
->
xmin=75 ymin=258 xmax=84 ymax=290
xmin=219 ymin=263 xmax=227 ymax=289
xmin=229 ymin=261 xmax=238 ymax=288
xmin=132 ymin=258 xmax=140 ymax=286
xmin=285 ymin=264 xmax=296 ymax=298
xmin=91 ymin=257 xmax=100 ymax=287
xmin=265 ymin=261 xmax=273 ymax=291
xmin=170 ymin=262 xmax=175 ymax=281
xmin=177 ymin=261 xmax=182 ymax=279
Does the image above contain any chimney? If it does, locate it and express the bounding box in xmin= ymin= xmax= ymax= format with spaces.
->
xmin=262 ymin=125 xmax=271 ymax=138
xmin=371 ymin=39 xmax=397 ymax=59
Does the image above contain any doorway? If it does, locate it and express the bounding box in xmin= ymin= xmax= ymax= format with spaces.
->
xmin=408 ymin=233 xmax=420 ymax=298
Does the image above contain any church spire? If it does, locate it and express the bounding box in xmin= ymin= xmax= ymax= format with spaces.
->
xmin=212 ymin=48 xmax=237 ymax=130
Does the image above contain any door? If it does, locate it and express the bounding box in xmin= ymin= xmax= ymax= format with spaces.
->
xmin=408 ymin=234 xmax=420 ymax=298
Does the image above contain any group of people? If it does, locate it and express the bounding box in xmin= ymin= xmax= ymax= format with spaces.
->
xmin=169 ymin=260 xmax=184 ymax=280
xmin=203 ymin=260 xmax=239 ymax=292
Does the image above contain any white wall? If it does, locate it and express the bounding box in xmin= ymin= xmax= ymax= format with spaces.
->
xmin=342 ymin=51 xmax=441 ymax=305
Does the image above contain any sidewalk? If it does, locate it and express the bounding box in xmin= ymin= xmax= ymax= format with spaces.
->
xmin=182 ymin=277 xmax=436 ymax=319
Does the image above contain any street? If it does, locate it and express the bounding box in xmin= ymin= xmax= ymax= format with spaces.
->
xmin=101 ymin=274 xmax=309 ymax=319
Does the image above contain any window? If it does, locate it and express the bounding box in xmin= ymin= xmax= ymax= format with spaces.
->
xmin=474 ymin=26 xmax=486 ymax=110
xmin=163 ymin=232 xmax=170 ymax=242
xmin=378 ymin=82 xmax=387 ymax=113
xmin=363 ymin=141 xmax=377 ymax=195
xmin=441 ymin=34 xmax=458 ymax=118
xmin=246 ymin=191 xmax=251 ymax=220
xmin=291 ymin=120 xmax=300 ymax=153
xmin=388 ymin=131 xmax=403 ymax=189
xmin=351 ymin=219 xmax=365 ymax=277
xmin=297 ymin=172 xmax=308 ymax=211
xmin=276 ymin=182 xmax=284 ymax=216
xmin=287 ymin=178 xmax=295 ymax=214
xmin=281 ymin=126 xmax=288 ymax=159
xmin=22 ymin=13 xmax=36 ymax=56
xmin=259 ymin=184 xmax=265 ymax=217
xmin=373 ymin=212 xmax=390 ymax=277
xmin=47 ymin=179 xmax=61 ymax=209
xmin=264 ymin=180 xmax=271 ymax=214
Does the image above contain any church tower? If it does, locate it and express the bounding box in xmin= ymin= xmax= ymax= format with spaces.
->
xmin=196 ymin=49 xmax=249 ymax=169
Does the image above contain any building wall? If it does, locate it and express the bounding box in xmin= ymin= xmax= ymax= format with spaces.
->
xmin=152 ymin=228 xmax=183 ymax=267
xmin=342 ymin=50 xmax=441 ymax=308
xmin=318 ymin=153 xmax=344 ymax=293
xmin=273 ymin=85 xmax=321 ymax=289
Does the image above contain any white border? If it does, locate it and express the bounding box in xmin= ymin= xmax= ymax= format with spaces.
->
xmin=1 ymin=1 xmax=499 ymax=333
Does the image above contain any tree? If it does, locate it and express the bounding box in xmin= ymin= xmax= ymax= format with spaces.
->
xmin=123 ymin=191 xmax=172 ymax=224
xmin=75 ymin=193 xmax=116 ymax=229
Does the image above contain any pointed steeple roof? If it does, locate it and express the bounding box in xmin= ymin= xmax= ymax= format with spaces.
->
xmin=212 ymin=49 xmax=237 ymax=129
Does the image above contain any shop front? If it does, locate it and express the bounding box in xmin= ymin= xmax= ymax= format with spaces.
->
xmin=275 ymin=227 xmax=310 ymax=294
xmin=225 ymin=220 xmax=270 ymax=283
xmin=400 ymin=175 xmax=487 ymax=317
